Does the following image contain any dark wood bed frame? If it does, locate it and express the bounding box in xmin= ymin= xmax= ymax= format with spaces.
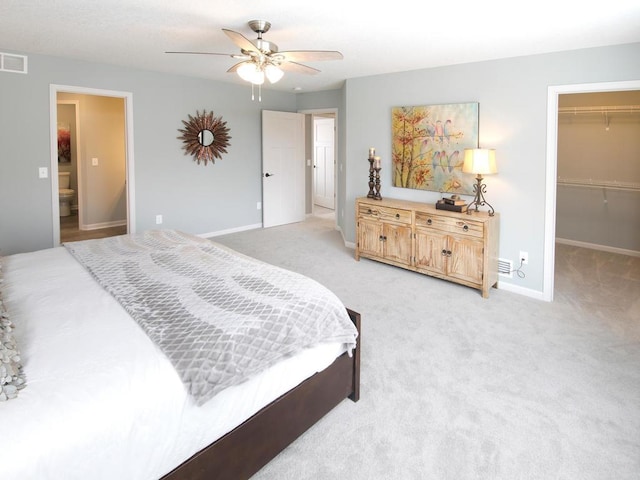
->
xmin=161 ymin=308 xmax=361 ymax=480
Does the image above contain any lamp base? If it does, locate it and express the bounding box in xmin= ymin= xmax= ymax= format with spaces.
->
xmin=467 ymin=174 xmax=495 ymax=216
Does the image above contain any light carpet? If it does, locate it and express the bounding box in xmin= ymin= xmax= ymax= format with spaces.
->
xmin=213 ymin=215 xmax=640 ymax=480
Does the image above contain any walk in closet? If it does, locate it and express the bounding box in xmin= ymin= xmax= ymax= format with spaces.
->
xmin=556 ymin=91 xmax=640 ymax=255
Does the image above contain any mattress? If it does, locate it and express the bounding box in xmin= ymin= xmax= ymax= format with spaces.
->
xmin=0 ymin=245 xmax=348 ymax=480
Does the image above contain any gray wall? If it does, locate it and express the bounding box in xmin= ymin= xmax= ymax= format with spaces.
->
xmin=343 ymin=43 xmax=640 ymax=293
xmin=2 ymin=43 xmax=639 ymax=297
xmin=0 ymin=52 xmax=297 ymax=255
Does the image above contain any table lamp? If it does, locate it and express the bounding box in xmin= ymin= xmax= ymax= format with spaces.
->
xmin=462 ymin=148 xmax=498 ymax=216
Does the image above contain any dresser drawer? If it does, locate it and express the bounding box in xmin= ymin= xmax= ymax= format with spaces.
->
xmin=358 ymin=203 xmax=412 ymax=224
xmin=415 ymin=211 xmax=483 ymax=238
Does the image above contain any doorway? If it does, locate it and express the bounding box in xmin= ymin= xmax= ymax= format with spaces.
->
xmin=312 ymin=115 xmax=336 ymax=211
xmin=299 ymin=108 xmax=338 ymax=224
xmin=49 ymin=85 xmax=135 ymax=245
xmin=544 ymin=80 xmax=640 ymax=301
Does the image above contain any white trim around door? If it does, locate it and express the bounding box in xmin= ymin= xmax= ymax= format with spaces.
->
xmin=544 ymin=79 xmax=640 ymax=302
xmin=49 ymin=84 xmax=136 ymax=246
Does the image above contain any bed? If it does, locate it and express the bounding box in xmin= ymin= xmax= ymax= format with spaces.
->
xmin=0 ymin=229 xmax=360 ymax=480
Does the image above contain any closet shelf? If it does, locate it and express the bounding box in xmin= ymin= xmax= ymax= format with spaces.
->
xmin=557 ymin=178 xmax=640 ymax=192
xmin=558 ymin=105 xmax=640 ymax=115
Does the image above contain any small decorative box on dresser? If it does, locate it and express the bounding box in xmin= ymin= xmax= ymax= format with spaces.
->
xmin=355 ymin=197 xmax=500 ymax=298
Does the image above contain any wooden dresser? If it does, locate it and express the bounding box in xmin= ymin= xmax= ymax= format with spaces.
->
xmin=355 ymin=197 xmax=500 ymax=298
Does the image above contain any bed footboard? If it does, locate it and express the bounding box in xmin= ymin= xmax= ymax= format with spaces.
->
xmin=161 ymin=308 xmax=361 ymax=480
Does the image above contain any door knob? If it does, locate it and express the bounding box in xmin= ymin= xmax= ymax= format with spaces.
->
xmin=264 ymin=173 xmax=275 ymax=177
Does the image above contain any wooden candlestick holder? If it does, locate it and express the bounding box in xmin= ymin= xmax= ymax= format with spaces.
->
xmin=373 ymin=167 xmax=382 ymax=200
xmin=367 ymin=157 xmax=375 ymax=198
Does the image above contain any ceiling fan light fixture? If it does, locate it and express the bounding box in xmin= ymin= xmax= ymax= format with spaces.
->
xmin=265 ymin=64 xmax=284 ymax=84
xmin=237 ymin=62 xmax=264 ymax=85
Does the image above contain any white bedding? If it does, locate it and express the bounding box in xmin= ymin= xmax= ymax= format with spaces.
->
xmin=0 ymin=246 xmax=347 ymax=480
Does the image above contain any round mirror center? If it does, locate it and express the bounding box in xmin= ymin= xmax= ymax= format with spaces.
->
xmin=198 ymin=129 xmax=214 ymax=147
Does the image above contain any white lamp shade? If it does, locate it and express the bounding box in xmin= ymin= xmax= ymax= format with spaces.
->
xmin=237 ymin=62 xmax=265 ymax=85
xmin=463 ymin=148 xmax=497 ymax=175
xmin=265 ymin=65 xmax=284 ymax=84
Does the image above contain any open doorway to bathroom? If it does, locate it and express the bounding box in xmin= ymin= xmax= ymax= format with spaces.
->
xmin=50 ymin=85 xmax=135 ymax=245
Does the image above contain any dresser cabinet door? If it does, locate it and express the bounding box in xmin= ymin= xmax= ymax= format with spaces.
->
xmin=447 ymin=235 xmax=484 ymax=285
xmin=414 ymin=230 xmax=446 ymax=275
xmin=357 ymin=218 xmax=384 ymax=258
xmin=383 ymin=223 xmax=412 ymax=266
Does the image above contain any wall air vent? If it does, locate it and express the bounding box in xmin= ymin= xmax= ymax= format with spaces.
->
xmin=0 ymin=52 xmax=28 ymax=74
xmin=498 ymin=258 xmax=512 ymax=278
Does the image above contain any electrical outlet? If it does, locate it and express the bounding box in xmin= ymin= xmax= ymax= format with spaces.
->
xmin=519 ymin=251 xmax=529 ymax=265
xmin=257 ymin=201 xmax=262 ymax=210
xmin=155 ymin=214 xmax=163 ymax=225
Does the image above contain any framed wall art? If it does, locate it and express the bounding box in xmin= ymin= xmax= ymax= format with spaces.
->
xmin=391 ymin=102 xmax=479 ymax=194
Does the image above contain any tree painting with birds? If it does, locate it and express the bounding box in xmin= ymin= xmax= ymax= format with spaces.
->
xmin=391 ymin=103 xmax=479 ymax=194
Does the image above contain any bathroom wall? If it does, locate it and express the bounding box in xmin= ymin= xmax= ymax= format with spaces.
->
xmin=556 ymin=91 xmax=640 ymax=253
xmin=57 ymin=92 xmax=127 ymax=229
xmin=57 ymin=102 xmax=78 ymax=206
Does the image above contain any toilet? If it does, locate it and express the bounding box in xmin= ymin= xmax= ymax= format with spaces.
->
xmin=58 ymin=171 xmax=75 ymax=217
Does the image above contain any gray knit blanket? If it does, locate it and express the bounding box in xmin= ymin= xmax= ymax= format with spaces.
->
xmin=64 ymin=230 xmax=357 ymax=406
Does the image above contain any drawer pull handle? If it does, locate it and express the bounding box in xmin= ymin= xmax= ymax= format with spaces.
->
xmin=395 ymin=213 xmax=400 ymax=219
xmin=441 ymin=249 xmax=447 ymax=256
xmin=446 ymin=250 xmax=452 ymax=257
xmin=463 ymin=225 xmax=469 ymax=232
xmin=367 ymin=208 xmax=372 ymax=214
xmin=427 ymin=219 xmax=432 ymax=225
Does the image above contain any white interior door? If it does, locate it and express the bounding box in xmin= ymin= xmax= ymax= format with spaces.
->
xmin=262 ymin=110 xmax=305 ymax=228
xmin=313 ymin=116 xmax=335 ymax=209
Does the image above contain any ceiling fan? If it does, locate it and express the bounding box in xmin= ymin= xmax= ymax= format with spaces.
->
xmin=166 ymin=20 xmax=343 ymax=93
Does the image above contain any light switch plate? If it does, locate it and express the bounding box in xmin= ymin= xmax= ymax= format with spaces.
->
xmin=38 ymin=167 xmax=48 ymax=178
xmin=92 ymin=157 xmax=99 ymax=166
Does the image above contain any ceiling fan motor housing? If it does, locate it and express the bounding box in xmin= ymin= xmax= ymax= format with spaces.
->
xmin=246 ymin=20 xmax=277 ymax=55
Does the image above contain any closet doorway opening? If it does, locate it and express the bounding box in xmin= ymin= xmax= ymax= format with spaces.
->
xmin=50 ymin=85 xmax=135 ymax=245
xmin=544 ymin=80 xmax=640 ymax=301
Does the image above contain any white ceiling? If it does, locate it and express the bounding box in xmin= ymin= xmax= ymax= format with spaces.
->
xmin=2 ymin=0 xmax=640 ymax=93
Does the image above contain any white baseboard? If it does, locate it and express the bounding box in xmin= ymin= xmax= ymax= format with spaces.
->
xmin=497 ymin=282 xmax=547 ymax=301
xmin=335 ymin=224 xmax=355 ymax=250
xmin=79 ymin=219 xmax=126 ymax=231
xmin=556 ymin=237 xmax=640 ymax=257
xmin=200 ymin=223 xmax=263 ymax=238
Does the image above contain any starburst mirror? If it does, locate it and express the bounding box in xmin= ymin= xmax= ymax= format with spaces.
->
xmin=178 ymin=110 xmax=231 ymax=165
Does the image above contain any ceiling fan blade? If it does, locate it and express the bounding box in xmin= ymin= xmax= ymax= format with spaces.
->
xmin=226 ymin=61 xmax=246 ymax=73
xmin=279 ymin=61 xmax=321 ymax=75
xmin=222 ymin=28 xmax=259 ymax=53
xmin=277 ymin=50 xmax=343 ymax=62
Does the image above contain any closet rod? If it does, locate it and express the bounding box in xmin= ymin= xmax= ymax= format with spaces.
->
xmin=558 ymin=105 xmax=640 ymax=115
xmin=557 ymin=178 xmax=640 ymax=192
